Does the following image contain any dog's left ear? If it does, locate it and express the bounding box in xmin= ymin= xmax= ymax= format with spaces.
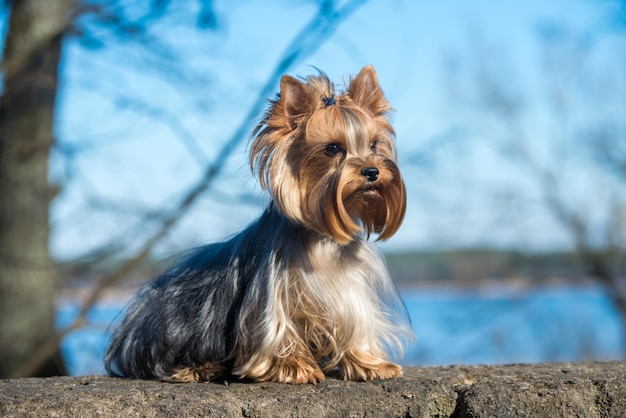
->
xmin=348 ymin=66 xmax=392 ymax=116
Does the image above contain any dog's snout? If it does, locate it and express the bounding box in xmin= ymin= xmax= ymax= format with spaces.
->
xmin=361 ymin=167 xmax=379 ymax=182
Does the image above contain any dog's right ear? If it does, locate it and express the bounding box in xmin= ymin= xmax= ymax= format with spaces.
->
xmin=278 ymin=75 xmax=312 ymax=131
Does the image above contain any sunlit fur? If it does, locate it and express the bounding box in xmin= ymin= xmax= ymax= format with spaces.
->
xmin=251 ymin=68 xmax=405 ymax=244
xmin=105 ymin=66 xmax=413 ymax=384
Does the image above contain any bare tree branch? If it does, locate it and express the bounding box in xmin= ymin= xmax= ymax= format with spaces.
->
xmin=450 ymin=33 xmax=626 ymax=356
xmin=114 ymin=94 xmax=210 ymax=167
xmin=12 ymin=0 xmax=369 ymax=379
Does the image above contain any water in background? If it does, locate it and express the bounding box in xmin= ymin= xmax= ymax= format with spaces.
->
xmin=57 ymin=286 xmax=624 ymax=376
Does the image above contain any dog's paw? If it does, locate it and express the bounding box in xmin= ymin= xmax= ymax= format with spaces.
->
xmin=339 ymin=352 xmax=403 ymax=381
xmin=162 ymin=362 xmax=227 ymax=383
xmin=259 ymin=356 xmax=325 ymax=384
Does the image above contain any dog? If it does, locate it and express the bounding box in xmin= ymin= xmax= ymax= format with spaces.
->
xmin=104 ymin=66 xmax=413 ymax=384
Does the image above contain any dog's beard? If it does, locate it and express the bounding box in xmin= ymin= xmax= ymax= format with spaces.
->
xmin=295 ymin=158 xmax=406 ymax=245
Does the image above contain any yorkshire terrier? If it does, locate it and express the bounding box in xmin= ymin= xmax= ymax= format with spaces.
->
xmin=104 ymin=66 xmax=413 ymax=384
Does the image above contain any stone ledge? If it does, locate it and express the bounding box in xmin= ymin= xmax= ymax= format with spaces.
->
xmin=1 ymin=362 xmax=625 ymax=417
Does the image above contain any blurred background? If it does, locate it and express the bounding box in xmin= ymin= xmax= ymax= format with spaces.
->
xmin=1 ymin=0 xmax=625 ymax=378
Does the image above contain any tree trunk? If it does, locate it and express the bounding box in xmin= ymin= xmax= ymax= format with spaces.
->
xmin=0 ymin=0 xmax=75 ymax=377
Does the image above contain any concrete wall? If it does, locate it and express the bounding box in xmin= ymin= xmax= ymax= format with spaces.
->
xmin=1 ymin=362 xmax=624 ymax=417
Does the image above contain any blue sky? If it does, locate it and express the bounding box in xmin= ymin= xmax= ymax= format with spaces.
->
xmin=3 ymin=0 xmax=623 ymax=259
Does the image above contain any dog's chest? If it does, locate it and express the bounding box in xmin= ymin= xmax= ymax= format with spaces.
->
xmin=286 ymin=239 xmax=378 ymax=308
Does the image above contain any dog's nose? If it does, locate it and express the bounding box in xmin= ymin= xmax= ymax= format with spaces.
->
xmin=361 ymin=167 xmax=379 ymax=182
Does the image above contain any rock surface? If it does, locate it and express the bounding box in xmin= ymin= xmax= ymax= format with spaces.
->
xmin=1 ymin=362 xmax=625 ymax=417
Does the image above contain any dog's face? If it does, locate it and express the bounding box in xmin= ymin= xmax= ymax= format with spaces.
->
xmin=251 ymin=66 xmax=406 ymax=244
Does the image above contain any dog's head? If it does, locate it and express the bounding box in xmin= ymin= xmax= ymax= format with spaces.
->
xmin=251 ymin=66 xmax=406 ymax=244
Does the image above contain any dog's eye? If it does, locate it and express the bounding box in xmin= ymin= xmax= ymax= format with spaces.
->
xmin=324 ymin=143 xmax=344 ymax=157
xmin=370 ymin=140 xmax=378 ymax=152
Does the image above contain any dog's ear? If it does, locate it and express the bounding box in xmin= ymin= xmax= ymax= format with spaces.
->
xmin=279 ymin=75 xmax=312 ymax=130
xmin=347 ymin=66 xmax=392 ymax=117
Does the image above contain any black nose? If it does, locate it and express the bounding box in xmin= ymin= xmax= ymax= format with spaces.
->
xmin=361 ymin=167 xmax=379 ymax=182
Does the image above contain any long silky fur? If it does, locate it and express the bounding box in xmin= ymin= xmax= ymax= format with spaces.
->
xmin=104 ymin=204 xmax=412 ymax=380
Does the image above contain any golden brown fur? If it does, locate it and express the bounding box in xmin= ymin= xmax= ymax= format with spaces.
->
xmin=251 ymin=66 xmax=405 ymax=244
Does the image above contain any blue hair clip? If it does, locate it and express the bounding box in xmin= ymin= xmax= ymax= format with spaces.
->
xmin=323 ymin=94 xmax=336 ymax=107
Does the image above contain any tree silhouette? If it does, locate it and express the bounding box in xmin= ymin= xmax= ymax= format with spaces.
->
xmin=1 ymin=0 xmax=368 ymax=378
